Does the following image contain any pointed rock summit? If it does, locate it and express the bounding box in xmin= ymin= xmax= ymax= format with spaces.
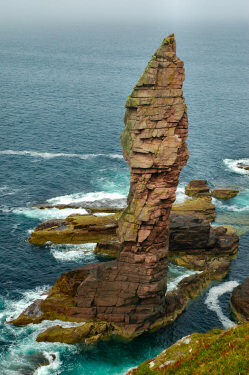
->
xmin=29 ymin=34 xmax=189 ymax=336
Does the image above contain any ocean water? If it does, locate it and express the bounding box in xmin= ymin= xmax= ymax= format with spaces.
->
xmin=0 ymin=23 xmax=249 ymax=374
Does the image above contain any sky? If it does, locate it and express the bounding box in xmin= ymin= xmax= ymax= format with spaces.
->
xmin=0 ymin=0 xmax=249 ymax=28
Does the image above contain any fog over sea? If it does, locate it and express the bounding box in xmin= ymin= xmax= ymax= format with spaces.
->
xmin=0 ymin=23 xmax=248 ymax=374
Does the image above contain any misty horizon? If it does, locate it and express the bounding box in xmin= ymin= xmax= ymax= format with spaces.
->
xmin=1 ymin=0 xmax=249 ymax=29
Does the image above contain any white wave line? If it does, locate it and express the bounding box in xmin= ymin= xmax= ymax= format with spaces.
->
xmin=223 ymin=158 xmax=249 ymax=175
xmin=205 ymin=281 xmax=239 ymax=329
xmin=0 ymin=149 xmax=123 ymax=160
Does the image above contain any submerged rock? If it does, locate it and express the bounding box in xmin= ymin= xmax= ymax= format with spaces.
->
xmin=212 ymin=188 xmax=239 ymax=199
xmin=237 ymin=163 xmax=249 ymax=171
xmin=230 ymin=278 xmax=249 ymax=322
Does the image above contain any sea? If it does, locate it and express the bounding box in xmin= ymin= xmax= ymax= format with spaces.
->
xmin=0 ymin=22 xmax=248 ymax=374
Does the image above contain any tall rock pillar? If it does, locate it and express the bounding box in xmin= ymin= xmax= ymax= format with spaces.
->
xmin=39 ymin=34 xmax=188 ymax=336
xmin=117 ymin=33 xmax=189 ymax=329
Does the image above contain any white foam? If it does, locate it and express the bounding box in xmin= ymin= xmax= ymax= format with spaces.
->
xmin=175 ymin=185 xmax=188 ymax=204
xmin=13 ymin=207 xmax=89 ymax=220
xmin=205 ymin=281 xmax=239 ymax=329
xmin=167 ymin=264 xmax=199 ymax=292
xmin=0 ymin=185 xmax=20 ymax=196
xmin=213 ymin=197 xmax=249 ymax=213
xmin=48 ymin=243 xmax=97 ymax=262
xmin=34 ymin=352 xmax=61 ymax=375
xmin=47 ymin=191 xmax=126 ymax=205
xmin=0 ymin=149 xmax=123 ymax=160
xmin=0 ymin=286 xmax=81 ymax=375
xmin=3 ymin=285 xmax=49 ymax=323
xmin=224 ymin=158 xmax=249 ymax=175
xmin=93 ymin=212 xmax=113 ymax=217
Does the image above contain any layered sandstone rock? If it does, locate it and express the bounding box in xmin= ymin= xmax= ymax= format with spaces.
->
xmin=185 ymin=180 xmax=210 ymax=197
xmin=94 ymin=213 xmax=239 ymax=259
xmin=230 ymin=278 xmax=249 ymax=322
xmin=26 ymin=34 xmax=189 ymax=335
xmin=172 ymin=180 xmax=216 ymax=221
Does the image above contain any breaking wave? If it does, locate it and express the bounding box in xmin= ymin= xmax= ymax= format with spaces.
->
xmin=0 ymin=286 xmax=80 ymax=374
xmin=213 ymin=189 xmax=249 ymax=213
xmin=205 ymin=281 xmax=239 ymax=329
xmin=47 ymin=191 xmax=127 ymax=206
xmin=47 ymin=242 xmax=97 ymax=262
xmin=167 ymin=263 xmax=199 ymax=292
xmin=175 ymin=185 xmax=188 ymax=204
xmin=223 ymin=158 xmax=249 ymax=175
xmin=13 ymin=207 xmax=89 ymax=220
xmin=0 ymin=149 xmax=123 ymax=160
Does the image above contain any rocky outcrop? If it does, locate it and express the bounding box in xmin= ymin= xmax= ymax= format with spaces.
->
xmin=28 ymin=180 xmax=215 ymax=246
xmin=230 ymin=278 xmax=249 ymax=322
xmin=172 ymin=180 xmax=216 ymax=221
xmin=28 ymin=213 xmax=120 ymax=245
xmin=95 ymin=213 xmax=239 ymax=258
xmin=169 ymin=214 xmax=239 ymax=256
xmin=126 ymin=323 xmax=249 ymax=374
xmin=25 ymin=34 xmax=189 ymax=336
xmin=36 ymin=322 xmax=115 ymax=344
xmin=185 ymin=180 xmax=210 ymax=197
xmin=211 ymin=188 xmax=239 ymax=199
xmin=237 ymin=162 xmax=249 ymax=171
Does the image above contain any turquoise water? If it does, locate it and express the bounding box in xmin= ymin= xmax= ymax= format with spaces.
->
xmin=0 ymin=23 xmax=249 ymax=374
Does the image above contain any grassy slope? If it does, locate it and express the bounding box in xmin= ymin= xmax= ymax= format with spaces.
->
xmin=128 ymin=323 xmax=249 ymax=375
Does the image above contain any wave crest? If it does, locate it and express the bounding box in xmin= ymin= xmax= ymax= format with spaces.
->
xmin=223 ymin=158 xmax=249 ymax=175
xmin=0 ymin=149 xmax=123 ymax=160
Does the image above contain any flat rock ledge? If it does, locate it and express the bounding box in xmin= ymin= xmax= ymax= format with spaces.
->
xmin=211 ymin=188 xmax=239 ymax=200
xmin=28 ymin=180 xmax=217 ymax=246
xmin=230 ymin=278 xmax=249 ymax=323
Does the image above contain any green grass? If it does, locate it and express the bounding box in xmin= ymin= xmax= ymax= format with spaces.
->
xmin=128 ymin=323 xmax=249 ymax=375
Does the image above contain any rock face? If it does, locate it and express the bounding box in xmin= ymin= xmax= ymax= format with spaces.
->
xmin=230 ymin=278 xmax=249 ymax=322
xmin=169 ymin=214 xmax=239 ymax=256
xmin=94 ymin=213 xmax=239 ymax=259
xmin=30 ymin=34 xmax=189 ymax=335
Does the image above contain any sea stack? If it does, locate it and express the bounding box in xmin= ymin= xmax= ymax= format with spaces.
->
xmin=74 ymin=34 xmax=188 ymax=333
xmin=24 ymin=34 xmax=189 ymax=336
xmin=117 ymin=33 xmax=189 ymax=329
